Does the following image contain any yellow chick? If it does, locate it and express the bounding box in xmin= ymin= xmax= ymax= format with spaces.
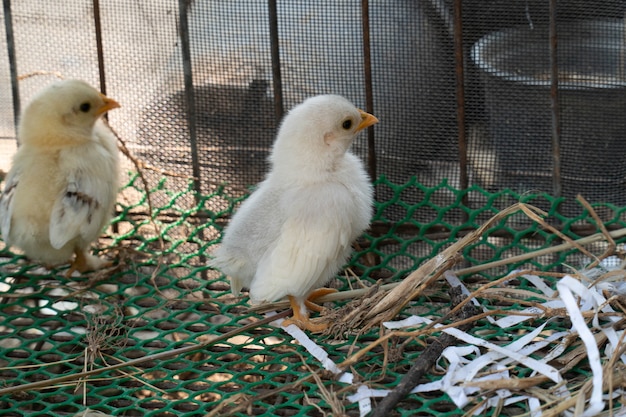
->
xmin=211 ymin=95 xmax=378 ymax=332
xmin=0 ymin=79 xmax=120 ymax=275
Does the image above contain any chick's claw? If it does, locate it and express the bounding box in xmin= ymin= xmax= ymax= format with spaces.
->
xmin=65 ymin=249 xmax=112 ymax=278
xmin=281 ymin=317 xmax=329 ymax=333
xmin=281 ymin=290 xmax=336 ymax=333
xmin=304 ymin=287 xmax=338 ymax=313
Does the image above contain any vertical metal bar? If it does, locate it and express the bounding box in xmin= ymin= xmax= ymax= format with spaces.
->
xmin=453 ymin=0 xmax=469 ymax=216
xmin=178 ymin=0 xmax=202 ymax=194
xmin=548 ymin=0 xmax=562 ymax=270
xmin=92 ymin=0 xmax=107 ymax=97
xmin=549 ymin=0 xmax=561 ymax=198
xmin=268 ymin=0 xmax=284 ymax=122
xmin=92 ymin=0 xmax=121 ymax=232
xmin=3 ymin=0 xmax=20 ymax=135
xmin=361 ymin=0 xmax=376 ymax=183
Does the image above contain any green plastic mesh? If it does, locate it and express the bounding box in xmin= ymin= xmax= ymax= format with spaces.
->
xmin=0 ymin=173 xmax=624 ymax=416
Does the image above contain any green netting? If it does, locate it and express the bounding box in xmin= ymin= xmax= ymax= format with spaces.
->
xmin=0 ymin=173 xmax=625 ymax=416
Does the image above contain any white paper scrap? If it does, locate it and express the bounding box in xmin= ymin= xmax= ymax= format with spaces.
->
xmin=440 ymin=346 xmax=476 ymax=407
xmin=356 ymin=385 xmax=374 ymax=416
xmin=494 ymin=299 xmax=564 ymax=329
xmin=385 ymin=315 xmax=562 ymax=384
xmin=459 ymin=322 xmax=550 ymax=382
xmin=520 ymin=273 xmax=556 ymax=298
xmin=596 ymin=281 xmax=626 ymax=297
xmin=383 ymin=314 xmax=429 ymax=330
xmin=346 ymin=386 xmax=390 ymax=403
xmin=445 ymin=270 xmax=558 ymax=329
xmin=528 ymin=396 xmax=542 ymax=417
xmin=269 ymin=314 xmax=342 ymax=375
xmin=557 ymin=276 xmax=604 ymax=417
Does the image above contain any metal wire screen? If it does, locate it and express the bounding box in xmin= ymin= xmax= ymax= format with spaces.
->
xmin=2 ymin=1 xmax=626 ymax=416
xmin=2 ymin=1 xmax=626 ymax=209
xmin=463 ymin=1 xmax=626 ymax=216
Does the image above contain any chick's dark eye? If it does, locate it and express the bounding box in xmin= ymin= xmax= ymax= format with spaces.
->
xmin=79 ymin=102 xmax=91 ymax=113
xmin=342 ymin=119 xmax=353 ymax=130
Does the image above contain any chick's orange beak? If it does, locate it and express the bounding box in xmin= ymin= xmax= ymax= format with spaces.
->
xmin=96 ymin=94 xmax=121 ymax=116
xmin=355 ymin=109 xmax=379 ymax=132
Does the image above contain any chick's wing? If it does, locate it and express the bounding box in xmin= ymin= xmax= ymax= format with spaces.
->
xmin=0 ymin=168 xmax=20 ymax=243
xmin=49 ymin=170 xmax=111 ymax=250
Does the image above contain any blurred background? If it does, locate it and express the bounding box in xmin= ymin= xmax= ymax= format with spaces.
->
xmin=1 ymin=0 xmax=626 ymax=215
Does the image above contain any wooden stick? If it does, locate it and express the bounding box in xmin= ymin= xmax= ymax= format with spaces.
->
xmin=369 ymin=287 xmax=480 ymax=417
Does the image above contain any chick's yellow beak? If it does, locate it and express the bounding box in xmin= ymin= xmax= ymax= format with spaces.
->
xmin=355 ymin=109 xmax=379 ymax=132
xmin=96 ymin=94 xmax=121 ymax=116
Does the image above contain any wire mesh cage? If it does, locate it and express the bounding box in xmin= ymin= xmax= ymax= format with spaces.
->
xmin=2 ymin=1 xmax=626 ymax=416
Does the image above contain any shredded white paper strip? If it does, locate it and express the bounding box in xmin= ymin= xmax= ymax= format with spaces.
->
xmin=266 ymin=262 xmax=626 ymax=416
xmin=268 ymin=313 xmax=353 ymax=384
xmin=557 ymin=276 xmax=605 ymax=417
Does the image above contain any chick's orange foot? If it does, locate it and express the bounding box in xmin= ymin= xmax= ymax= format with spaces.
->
xmin=64 ymin=249 xmax=112 ymax=278
xmin=281 ymin=288 xmax=338 ymax=333
xmin=303 ymin=287 xmax=338 ymax=312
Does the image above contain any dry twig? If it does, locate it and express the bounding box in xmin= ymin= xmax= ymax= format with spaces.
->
xmin=18 ymin=71 xmax=64 ymax=81
xmin=370 ymin=286 xmax=481 ymax=417
xmin=575 ymin=194 xmax=616 ymax=270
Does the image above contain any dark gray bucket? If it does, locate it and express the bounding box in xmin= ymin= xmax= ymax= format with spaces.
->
xmin=471 ymin=19 xmax=626 ymax=210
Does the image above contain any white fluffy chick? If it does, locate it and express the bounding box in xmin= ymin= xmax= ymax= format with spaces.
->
xmin=0 ymin=79 xmax=120 ymax=275
xmin=211 ymin=94 xmax=378 ymax=332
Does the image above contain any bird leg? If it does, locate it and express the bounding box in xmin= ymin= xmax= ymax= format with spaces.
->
xmin=304 ymin=287 xmax=338 ymax=312
xmin=65 ymin=249 xmax=88 ymax=278
xmin=65 ymin=248 xmax=111 ymax=278
xmin=282 ymin=288 xmax=338 ymax=333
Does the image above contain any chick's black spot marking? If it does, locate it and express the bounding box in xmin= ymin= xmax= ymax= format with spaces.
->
xmin=3 ymin=182 xmax=17 ymax=195
xmin=342 ymin=119 xmax=353 ymax=130
xmin=65 ymin=191 xmax=100 ymax=213
xmin=79 ymin=102 xmax=91 ymax=113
